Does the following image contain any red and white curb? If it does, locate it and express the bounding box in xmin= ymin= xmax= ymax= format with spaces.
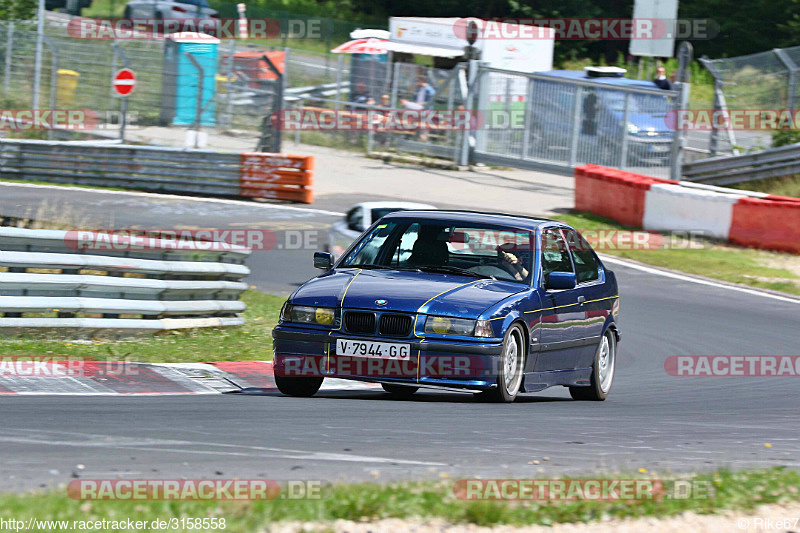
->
xmin=0 ymin=361 xmax=377 ymax=395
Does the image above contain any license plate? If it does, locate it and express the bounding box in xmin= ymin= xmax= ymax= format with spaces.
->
xmin=336 ymin=339 xmax=411 ymax=359
xmin=650 ymin=145 xmax=670 ymax=152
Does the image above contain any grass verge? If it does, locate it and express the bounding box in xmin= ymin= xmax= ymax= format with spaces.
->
xmin=554 ymin=212 xmax=800 ymax=296
xmin=1 ymin=469 xmax=798 ymax=530
xmin=0 ymin=291 xmax=285 ymax=363
xmin=728 ymin=174 xmax=800 ymax=198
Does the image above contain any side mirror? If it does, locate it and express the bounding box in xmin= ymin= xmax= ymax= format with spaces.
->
xmin=546 ymin=271 xmax=576 ymax=290
xmin=313 ymin=251 xmax=333 ymax=270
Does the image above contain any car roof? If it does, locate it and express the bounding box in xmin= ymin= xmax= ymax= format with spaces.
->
xmin=379 ymin=209 xmax=560 ymax=230
xmin=356 ymin=201 xmax=437 ymax=210
xmin=537 ymin=70 xmax=661 ymax=90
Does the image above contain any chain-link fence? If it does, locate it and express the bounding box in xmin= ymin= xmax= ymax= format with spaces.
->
xmin=698 ymin=46 xmax=800 ymax=156
xmin=0 ymin=18 xmax=356 ymax=137
xmin=472 ymin=67 xmax=686 ymax=179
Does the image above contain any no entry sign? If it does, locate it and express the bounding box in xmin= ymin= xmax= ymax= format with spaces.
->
xmin=112 ymin=68 xmax=136 ymax=97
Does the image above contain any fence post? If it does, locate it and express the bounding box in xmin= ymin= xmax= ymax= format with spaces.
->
xmin=335 ymin=54 xmax=343 ymax=111
xmin=670 ymin=82 xmax=691 ymax=180
xmin=459 ymin=59 xmax=480 ymax=166
xmin=568 ymin=86 xmax=583 ymax=168
xmin=224 ymin=39 xmax=235 ymax=129
xmin=4 ymin=22 xmax=13 ymax=97
xmin=619 ymin=92 xmax=631 ymax=169
xmin=183 ymin=52 xmax=205 ymax=148
xmin=32 ymin=0 xmax=45 ymax=109
xmin=774 ymin=48 xmax=798 ymax=113
xmin=42 ymin=36 xmax=58 ymax=140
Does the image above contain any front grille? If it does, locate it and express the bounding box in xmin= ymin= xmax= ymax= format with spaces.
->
xmin=344 ymin=311 xmax=376 ymax=334
xmin=379 ymin=313 xmax=413 ymax=337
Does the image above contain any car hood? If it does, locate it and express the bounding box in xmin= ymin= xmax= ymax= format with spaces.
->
xmin=291 ymin=268 xmax=525 ymax=317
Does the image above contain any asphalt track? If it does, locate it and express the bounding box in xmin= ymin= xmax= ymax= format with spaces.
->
xmin=1 ymin=183 xmax=799 ymax=492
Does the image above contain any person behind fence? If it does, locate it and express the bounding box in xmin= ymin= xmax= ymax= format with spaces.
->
xmin=399 ymin=97 xmax=426 ymax=140
xmin=413 ymin=76 xmax=435 ymax=107
xmin=350 ymin=82 xmax=369 ymax=111
xmin=653 ymin=66 xmax=672 ymax=90
xmin=581 ymin=89 xmax=599 ymax=135
xmin=374 ymin=94 xmax=391 ymax=147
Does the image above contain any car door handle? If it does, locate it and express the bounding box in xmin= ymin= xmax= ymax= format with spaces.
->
xmin=577 ymin=296 xmax=586 ymax=305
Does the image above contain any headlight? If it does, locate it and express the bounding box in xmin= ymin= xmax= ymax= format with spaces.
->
xmin=474 ymin=319 xmax=493 ymax=338
xmin=626 ymin=122 xmax=639 ymax=134
xmin=424 ymin=316 xmax=477 ymax=336
xmin=281 ymin=303 xmax=338 ymax=327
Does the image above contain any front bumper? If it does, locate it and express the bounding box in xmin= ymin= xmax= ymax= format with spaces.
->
xmin=272 ymin=325 xmax=504 ymax=390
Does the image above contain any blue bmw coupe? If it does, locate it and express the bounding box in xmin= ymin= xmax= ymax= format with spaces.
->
xmin=272 ymin=211 xmax=620 ymax=403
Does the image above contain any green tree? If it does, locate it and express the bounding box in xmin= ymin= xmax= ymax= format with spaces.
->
xmin=0 ymin=0 xmax=37 ymax=21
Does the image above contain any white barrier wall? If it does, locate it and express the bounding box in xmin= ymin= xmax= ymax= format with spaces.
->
xmin=642 ymin=184 xmax=746 ymax=240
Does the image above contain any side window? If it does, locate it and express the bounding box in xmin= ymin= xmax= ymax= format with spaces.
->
xmin=346 ymin=207 xmax=363 ymax=232
xmin=541 ymin=229 xmax=574 ymax=285
xmin=565 ymin=230 xmax=600 ymax=283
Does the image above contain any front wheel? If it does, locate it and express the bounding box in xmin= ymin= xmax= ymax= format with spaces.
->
xmin=480 ymin=323 xmax=526 ymax=403
xmin=275 ymin=375 xmax=323 ymax=397
xmin=570 ymin=329 xmax=616 ymax=401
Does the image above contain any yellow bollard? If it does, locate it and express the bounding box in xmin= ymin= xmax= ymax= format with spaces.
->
xmin=56 ymin=69 xmax=80 ymax=107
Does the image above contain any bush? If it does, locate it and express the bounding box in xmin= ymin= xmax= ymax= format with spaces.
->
xmin=772 ymin=129 xmax=800 ymax=147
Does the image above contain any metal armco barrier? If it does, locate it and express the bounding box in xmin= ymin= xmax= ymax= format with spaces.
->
xmin=682 ymin=142 xmax=800 ymax=186
xmin=240 ymin=152 xmax=314 ymax=203
xmin=0 ymin=227 xmax=251 ymax=336
xmin=0 ymin=139 xmax=315 ymax=204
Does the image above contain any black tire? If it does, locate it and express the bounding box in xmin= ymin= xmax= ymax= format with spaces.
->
xmin=480 ymin=323 xmax=526 ymax=403
xmin=275 ymin=375 xmax=323 ymax=397
xmin=381 ymin=383 xmax=418 ymax=397
xmin=123 ymin=6 xmax=131 ymax=18
xmin=570 ymin=329 xmax=616 ymax=401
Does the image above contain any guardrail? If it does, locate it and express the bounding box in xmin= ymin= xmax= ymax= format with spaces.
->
xmin=682 ymin=142 xmax=800 ymax=186
xmin=0 ymin=139 xmax=314 ymax=203
xmin=0 ymin=226 xmax=252 ymax=337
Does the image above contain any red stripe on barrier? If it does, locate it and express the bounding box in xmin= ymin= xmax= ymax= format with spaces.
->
xmin=730 ymin=197 xmax=800 ymax=254
xmin=765 ymin=194 xmax=800 ymax=203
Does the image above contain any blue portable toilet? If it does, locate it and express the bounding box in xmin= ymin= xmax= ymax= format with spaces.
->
xmin=160 ymin=33 xmax=219 ymax=127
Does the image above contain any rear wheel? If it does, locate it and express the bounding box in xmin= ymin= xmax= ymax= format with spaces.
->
xmin=480 ymin=323 xmax=526 ymax=403
xmin=275 ymin=376 xmax=323 ymax=397
xmin=381 ymin=383 xmax=418 ymax=397
xmin=570 ymin=329 xmax=616 ymax=401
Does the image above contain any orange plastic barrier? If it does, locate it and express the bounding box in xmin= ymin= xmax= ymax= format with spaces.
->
xmin=239 ymin=152 xmax=314 ymax=204
xmin=730 ymin=197 xmax=800 ymax=253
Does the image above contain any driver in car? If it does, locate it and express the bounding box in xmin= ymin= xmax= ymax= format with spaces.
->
xmin=498 ymin=244 xmax=529 ymax=281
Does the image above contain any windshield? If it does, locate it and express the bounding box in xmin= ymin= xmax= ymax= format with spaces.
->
xmin=340 ymin=220 xmax=534 ymax=284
